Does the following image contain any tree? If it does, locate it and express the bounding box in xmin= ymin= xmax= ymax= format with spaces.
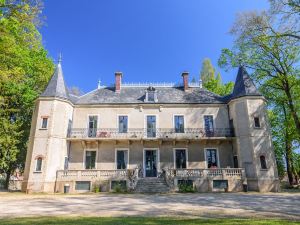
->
xmin=218 ymin=6 xmax=300 ymax=185
xmin=219 ymin=11 xmax=300 ymax=139
xmin=200 ymin=58 xmax=234 ymax=96
xmin=200 ymin=58 xmax=215 ymax=85
xmin=0 ymin=0 xmax=54 ymax=188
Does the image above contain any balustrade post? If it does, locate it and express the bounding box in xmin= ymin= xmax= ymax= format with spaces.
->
xmin=222 ymin=169 xmax=226 ymax=179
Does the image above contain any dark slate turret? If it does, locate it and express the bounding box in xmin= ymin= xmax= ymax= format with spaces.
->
xmin=231 ymin=66 xmax=261 ymax=99
xmin=40 ymin=59 xmax=69 ymax=100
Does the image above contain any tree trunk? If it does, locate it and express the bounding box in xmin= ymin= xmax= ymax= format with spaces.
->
xmin=4 ymin=171 xmax=10 ymax=190
xmin=283 ymin=105 xmax=294 ymax=185
xmin=284 ymin=85 xmax=300 ymax=138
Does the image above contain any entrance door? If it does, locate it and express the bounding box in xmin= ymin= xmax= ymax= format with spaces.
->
xmin=144 ymin=150 xmax=157 ymax=177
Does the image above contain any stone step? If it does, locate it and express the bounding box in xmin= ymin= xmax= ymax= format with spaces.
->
xmin=134 ymin=178 xmax=170 ymax=193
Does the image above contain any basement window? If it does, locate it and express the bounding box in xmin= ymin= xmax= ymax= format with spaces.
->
xmin=75 ymin=181 xmax=90 ymax=191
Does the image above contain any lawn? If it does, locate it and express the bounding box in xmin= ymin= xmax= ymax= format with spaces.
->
xmin=0 ymin=217 xmax=299 ymax=225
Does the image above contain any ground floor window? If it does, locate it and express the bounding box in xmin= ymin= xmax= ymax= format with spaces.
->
xmin=85 ymin=151 xmax=96 ymax=169
xmin=35 ymin=157 xmax=42 ymax=172
xmin=206 ymin=149 xmax=218 ymax=168
xmin=175 ymin=149 xmax=187 ymax=169
xmin=75 ymin=181 xmax=90 ymax=191
xmin=260 ymin=155 xmax=267 ymax=169
xmin=116 ymin=150 xmax=128 ymax=169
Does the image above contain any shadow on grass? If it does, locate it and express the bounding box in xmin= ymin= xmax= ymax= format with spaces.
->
xmin=0 ymin=217 xmax=299 ymax=225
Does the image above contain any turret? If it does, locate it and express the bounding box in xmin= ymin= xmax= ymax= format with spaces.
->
xmin=22 ymin=57 xmax=74 ymax=193
xmin=228 ymin=66 xmax=279 ymax=192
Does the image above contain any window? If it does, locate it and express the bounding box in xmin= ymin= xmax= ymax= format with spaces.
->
xmin=64 ymin=156 xmax=68 ymax=170
xmin=175 ymin=149 xmax=187 ymax=169
xmin=174 ymin=115 xmax=184 ymax=133
xmin=88 ymin=116 xmax=98 ymax=137
xmin=85 ymin=151 xmax=96 ymax=169
xmin=204 ymin=115 xmax=214 ymax=136
xmin=41 ymin=117 xmax=48 ymax=129
xmin=118 ymin=116 xmax=128 ymax=133
xmin=145 ymin=86 xmax=158 ymax=102
xmin=206 ymin=149 xmax=218 ymax=168
xmin=146 ymin=115 xmax=156 ymax=138
xmin=254 ymin=117 xmax=261 ymax=128
xmin=233 ymin=155 xmax=238 ymax=168
xmin=75 ymin=181 xmax=90 ymax=191
xmin=116 ymin=150 xmax=128 ymax=169
xmin=35 ymin=157 xmax=42 ymax=172
xmin=213 ymin=180 xmax=228 ymax=189
xmin=260 ymin=155 xmax=267 ymax=169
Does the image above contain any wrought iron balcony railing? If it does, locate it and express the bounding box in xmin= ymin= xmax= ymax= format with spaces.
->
xmin=68 ymin=128 xmax=234 ymax=139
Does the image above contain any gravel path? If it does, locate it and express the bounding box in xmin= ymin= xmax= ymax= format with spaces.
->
xmin=0 ymin=192 xmax=299 ymax=220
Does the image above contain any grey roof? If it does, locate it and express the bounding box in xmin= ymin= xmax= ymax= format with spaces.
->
xmin=74 ymin=87 xmax=227 ymax=104
xmin=231 ymin=66 xmax=261 ymax=99
xmin=40 ymin=62 xmax=69 ymax=99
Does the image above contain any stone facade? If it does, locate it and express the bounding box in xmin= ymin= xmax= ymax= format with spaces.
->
xmin=22 ymin=63 xmax=279 ymax=193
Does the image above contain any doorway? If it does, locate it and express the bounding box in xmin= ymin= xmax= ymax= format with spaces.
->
xmin=144 ymin=149 xmax=158 ymax=177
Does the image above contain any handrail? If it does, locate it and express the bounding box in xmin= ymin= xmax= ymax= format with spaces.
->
xmin=68 ymin=128 xmax=234 ymax=139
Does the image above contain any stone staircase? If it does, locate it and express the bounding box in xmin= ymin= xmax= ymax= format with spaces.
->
xmin=134 ymin=177 xmax=170 ymax=193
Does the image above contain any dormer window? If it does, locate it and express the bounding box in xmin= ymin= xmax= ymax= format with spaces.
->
xmin=145 ymin=86 xmax=158 ymax=102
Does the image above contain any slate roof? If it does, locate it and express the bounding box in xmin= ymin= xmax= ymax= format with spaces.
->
xmin=40 ymin=63 xmax=262 ymax=104
xmin=73 ymin=87 xmax=227 ymax=105
xmin=231 ymin=66 xmax=261 ymax=99
xmin=40 ymin=62 xmax=69 ymax=99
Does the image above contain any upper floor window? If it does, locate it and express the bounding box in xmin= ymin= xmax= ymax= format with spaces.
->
xmin=254 ymin=117 xmax=261 ymax=128
xmin=41 ymin=117 xmax=48 ymax=129
xmin=35 ymin=157 xmax=43 ymax=172
xmin=204 ymin=115 xmax=214 ymax=136
xmin=145 ymin=86 xmax=158 ymax=102
xmin=260 ymin=155 xmax=267 ymax=169
xmin=118 ymin=116 xmax=128 ymax=133
xmin=88 ymin=115 xmax=98 ymax=137
xmin=116 ymin=149 xmax=128 ymax=169
xmin=175 ymin=149 xmax=187 ymax=169
xmin=174 ymin=115 xmax=184 ymax=133
xmin=85 ymin=151 xmax=96 ymax=169
xmin=146 ymin=115 xmax=156 ymax=138
xmin=206 ymin=149 xmax=218 ymax=168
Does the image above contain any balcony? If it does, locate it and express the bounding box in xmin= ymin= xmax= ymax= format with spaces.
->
xmin=56 ymin=168 xmax=245 ymax=182
xmin=67 ymin=128 xmax=234 ymax=140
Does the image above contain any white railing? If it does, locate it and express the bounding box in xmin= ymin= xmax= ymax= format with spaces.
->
xmin=56 ymin=169 xmax=128 ymax=181
xmin=166 ymin=168 xmax=245 ymax=179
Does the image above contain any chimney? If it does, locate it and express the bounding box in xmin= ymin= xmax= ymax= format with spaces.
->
xmin=115 ymin=72 xmax=122 ymax=93
xmin=182 ymin=71 xmax=189 ymax=91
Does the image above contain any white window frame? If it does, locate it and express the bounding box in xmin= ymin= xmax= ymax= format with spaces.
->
xmin=115 ymin=148 xmax=130 ymax=170
xmin=83 ymin=149 xmax=98 ymax=169
xmin=143 ymin=148 xmax=160 ymax=177
xmin=173 ymin=148 xmax=189 ymax=169
xmin=144 ymin=114 xmax=159 ymax=139
xmin=117 ymin=114 xmax=129 ymax=133
xmin=173 ymin=114 xmax=186 ymax=133
xmin=204 ymin=148 xmax=220 ymax=169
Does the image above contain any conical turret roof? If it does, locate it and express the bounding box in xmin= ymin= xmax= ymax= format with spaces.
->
xmin=40 ymin=61 xmax=69 ymax=100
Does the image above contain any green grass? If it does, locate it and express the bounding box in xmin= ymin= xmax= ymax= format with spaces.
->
xmin=0 ymin=217 xmax=299 ymax=225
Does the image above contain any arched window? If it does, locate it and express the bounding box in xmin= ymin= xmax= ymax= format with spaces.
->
xmin=36 ymin=157 xmax=43 ymax=172
xmin=260 ymin=155 xmax=267 ymax=169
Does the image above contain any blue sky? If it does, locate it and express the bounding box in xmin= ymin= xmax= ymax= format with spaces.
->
xmin=41 ymin=0 xmax=269 ymax=93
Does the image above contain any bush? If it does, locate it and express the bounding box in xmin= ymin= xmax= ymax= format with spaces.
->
xmin=94 ymin=186 xmax=100 ymax=193
xmin=178 ymin=180 xmax=195 ymax=193
xmin=111 ymin=181 xmax=127 ymax=193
